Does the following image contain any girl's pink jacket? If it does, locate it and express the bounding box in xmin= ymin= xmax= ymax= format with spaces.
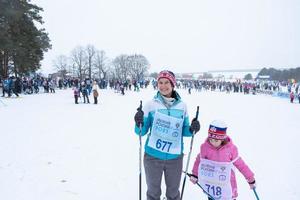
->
xmin=191 ymin=136 xmax=254 ymax=199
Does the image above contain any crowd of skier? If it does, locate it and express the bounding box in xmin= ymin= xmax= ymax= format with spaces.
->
xmin=0 ymin=76 xmax=66 ymax=97
xmin=0 ymin=76 xmax=152 ymax=105
xmin=171 ymin=79 xmax=298 ymax=96
xmin=153 ymin=79 xmax=300 ymax=103
xmin=1 ymin=75 xmax=299 ymax=104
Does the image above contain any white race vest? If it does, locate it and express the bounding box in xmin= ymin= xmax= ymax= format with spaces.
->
xmin=198 ymin=158 xmax=233 ymax=200
xmin=148 ymin=111 xmax=183 ymax=154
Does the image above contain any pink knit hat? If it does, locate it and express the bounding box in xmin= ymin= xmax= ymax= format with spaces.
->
xmin=157 ymin=70 xmax=176 ymax=87
xmin=208 ymin=120 xmax=228 ymax=140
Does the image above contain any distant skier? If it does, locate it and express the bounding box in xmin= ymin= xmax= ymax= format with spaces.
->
xmin=190 ymin=120 xmax=256 ymax=200
xmin=1 ymin=78 xmax=9 ymax=97
xmin=81 ymin=82 xmax=90 ymax=104
xmin=9 ymin=77 xmax=19 ymax=97
xmin=0 ymin=78 xmax=2 ymax=95
xmin=290 ymin=91 xmax=295 ymax=103
xmin=73 ymin=86 xmax=80 ymax=104
xmin=188 ymin=82 xmax=192 ymax=94
xmin=188 ymin=87 xmax=192 ymax=94
xmin=120 ymin=83 xmax=125 ymax=95
xmin=134 ymin=70 xmax=200 ymax=200
xmin=92 ymin=81 xmax=100 ymax=104
xmin=298 ymin=92 xmax=300 ymax=104
xmin=49 ymin=80 xmax=55 ymax=93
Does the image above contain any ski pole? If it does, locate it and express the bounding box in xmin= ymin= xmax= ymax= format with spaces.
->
xmin=183 ymin=171 xmax=215 ymax=200
xmin=180 ymin=106 xmax=199 ymax=200
xmin=253 ymin=188 xmax=260 ymax=200
xmin=138 ymin=100 xmax=143 ymax=200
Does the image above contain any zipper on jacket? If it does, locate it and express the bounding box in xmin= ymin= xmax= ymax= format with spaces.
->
xmin=158 ymin=98 xmax=171 ymax=115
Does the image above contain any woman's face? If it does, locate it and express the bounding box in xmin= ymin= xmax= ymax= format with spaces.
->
xmin=158 ymin=78 xmax=173 ymax=97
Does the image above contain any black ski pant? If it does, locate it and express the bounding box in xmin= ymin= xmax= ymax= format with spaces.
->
xmin=13 ymin=91 xmax=19 ymax=97
xmin=74 ymin=95 xmax=79 ymax=104
xmin=1 ymin=88 xmax=5 ymax=97
xmin=83 ymin=94 xmax=89 ymax=103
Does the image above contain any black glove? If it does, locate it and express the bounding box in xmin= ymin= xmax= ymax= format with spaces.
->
xmin=134 ymin=107 xmax=144 ymax=127
xmin=190 ymin=118 xmax=200 ymax=134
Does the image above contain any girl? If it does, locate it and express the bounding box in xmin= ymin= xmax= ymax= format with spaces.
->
xmin=190 ymin=120 xmax=256 ymax=200
xmin=134 ymin=70 xmax=200 ymax=200
xmin=73 ymin=86 xmax=80 ymax=104
xmin=290 ymin=91 xmax=295 ymax=103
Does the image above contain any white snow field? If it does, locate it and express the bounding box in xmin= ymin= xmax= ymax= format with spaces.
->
xmin=0 ymin=88 xmax=299 ymax=200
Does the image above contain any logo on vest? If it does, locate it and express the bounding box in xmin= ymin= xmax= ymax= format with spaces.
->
xmin=172 ymin=131 xmax=179 ymax=137
xmin=219 ymin=175 xmax=226 ymax=181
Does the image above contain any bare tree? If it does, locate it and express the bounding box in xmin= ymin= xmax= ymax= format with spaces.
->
xmin=51 ymin=45 xmax=150 ymax=82
xmin=94 ymin=50 xmax=109 ymax=79
xmin=52 ymin=55 xmax=69 ymax=78
xmin=70 ymin=46 xmax=87 ymax=80
xmin=112 ymin=54 xmax=130 ymax=80
xmin=128 ymin=54 xmax=149 ymax=81
xmin=86 ymin=45 xmax=96 ymax=79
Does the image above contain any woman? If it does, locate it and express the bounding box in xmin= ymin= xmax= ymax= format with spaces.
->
xmin=92 ymin=81 xmax=100 ymax=104
xmin=134 ymin=70 xmax=200 ymax=200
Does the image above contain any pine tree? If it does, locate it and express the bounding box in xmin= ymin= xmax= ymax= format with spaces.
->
xmin=0 ymin=0 xmax=51 ymax=78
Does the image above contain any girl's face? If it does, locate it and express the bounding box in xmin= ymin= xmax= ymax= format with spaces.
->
xmin=209 ymin=138 xmax=223 ymax=148
xmin=158 ymin=78 xmax=173 ymax=97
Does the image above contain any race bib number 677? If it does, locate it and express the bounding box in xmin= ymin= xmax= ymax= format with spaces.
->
xmin=148 ymin=111 xmax=183 ymax=154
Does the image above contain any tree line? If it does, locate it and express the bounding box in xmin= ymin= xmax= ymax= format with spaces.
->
xmin=53 ymin=45 xmax=150 ymax=81
xmin=257 ymin=67 xmax=300 ymax=82
xmin=0 ymin=0 xmax=51 ymax=78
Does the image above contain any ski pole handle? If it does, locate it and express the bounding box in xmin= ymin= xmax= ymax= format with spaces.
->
xmin=139 ymin=100 xmax=142 ymax=111
xmin=195 ymin=106 xmax=199 ymax=120
xmin=191 ymin=105 xmax=199 ymax=139
xmin=182 ymin=171 xmax=216 ymax=200
xmin=183 ymin=171 xmax=198 ymax=179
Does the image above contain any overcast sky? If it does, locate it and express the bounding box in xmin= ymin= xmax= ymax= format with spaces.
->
xmin=33 ymin=0 xmax=300 ymax=74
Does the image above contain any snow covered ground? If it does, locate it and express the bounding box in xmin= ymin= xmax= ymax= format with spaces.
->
xmin=0 ymin=88 xmax=299 ymax=200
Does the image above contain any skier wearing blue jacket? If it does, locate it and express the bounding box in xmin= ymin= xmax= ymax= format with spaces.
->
xmin=2 ymin=78 xmax=10 ymax=97
xmin=134 ymin=70 xmax=200 ymax=200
